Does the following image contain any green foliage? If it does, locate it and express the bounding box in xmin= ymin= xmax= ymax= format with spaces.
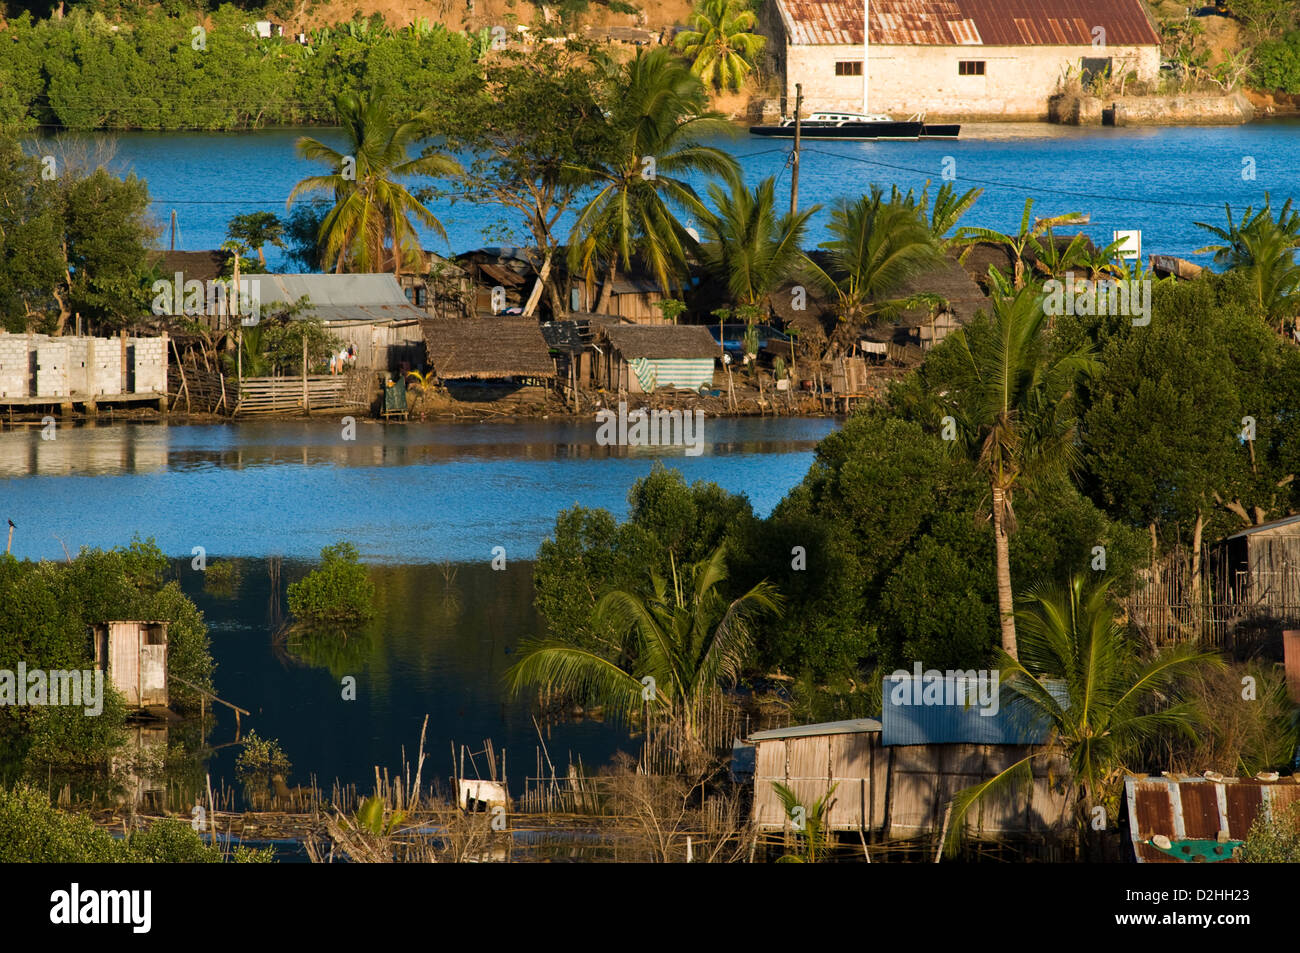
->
xmin=287 ymin=542 xmax=376 ymax=626
xmin=354 ymin=795 xmax=405 ymax=836
xmin=772 ymin=781 xmax=836 ymax=862
xmin=1194 ymin=194 xmax=1300 ymax=331
xmin=289 ymin=88 xmax=460 ymax=274
xmin=226 ymin=212 xmax=285 ymax=267
xmin=0 ymin=784 xmax=269 ymax=862
xmin=1254 ymin=32 xmax=1300 ymax=92
xmin=699 ymin=171 xmax=819 ymax=310
xmin=1238 ymin=803 xmax=1300 ymax=862
xmin=0 ymin=540 xmax=214 ymax=771
xmin=807 ymin=188 xmax=945 ymax=332
xmin=235 ymin=731 xmax=292 ymax=788
xmin=0 ymin=136 xmax=154 ymax=334
xmin=203 ymin=560 xmax=241 ymax=598
xmin=510 ymin=543 xmax=781 ymax=730
xmin=943 ymin=575 xmax=1220 ymax=855
xmin=1074 ymin=273 xmax=1300 ymax=546
xmin=566 ymin=47 xmax=739 ymax=304
xmin=674 ymin=0 xmax=766 ymax=92
xmin=0 ymin=9 xmax=476 ymax=131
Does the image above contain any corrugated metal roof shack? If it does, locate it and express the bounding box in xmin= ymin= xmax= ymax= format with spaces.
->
xmin=601 ymin=325 xmax=718 ymax=394
xmin=260 ymin=274 xmax=429 ymax=372
xmin=747 ymin=673 xmax=1069 ymax=841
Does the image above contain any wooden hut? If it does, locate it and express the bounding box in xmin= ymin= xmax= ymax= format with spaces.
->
xmin=1210 ymin=514 xmax=1300 ymax=619
xmin=747 ymin=673 xmax=1069 ymax=839
xmin=601 ymin=325 xmax=717 ymax=393
xmin=420 ymin=317 xmax=556 ymax=383
xmin=595 ymin=275 xmax=666 ymax=323
xmin=91 ymin=621 xmax=168 ymax=709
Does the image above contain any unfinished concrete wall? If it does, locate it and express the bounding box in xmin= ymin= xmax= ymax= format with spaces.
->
xmin=0 ymin=334 xmax=31 ymax=397
xmin=0 ymin=333 xmax=166 ymax=399
xmin=87 ymin=337 xmax=121 ymax=396
xmin=35 ymin=342 xmax=69 ymax=398
xmin=131 ymin=335 xmax=167 ymax=394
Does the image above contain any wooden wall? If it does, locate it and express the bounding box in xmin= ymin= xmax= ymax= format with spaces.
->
xmin=753 ymin=730 xmax=1069 ymax=837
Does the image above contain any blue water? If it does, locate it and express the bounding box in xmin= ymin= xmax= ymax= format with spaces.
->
xmin=27 ymin=121 xmax=1300 ymax=267
xmin=0 ymin=417 xmax=836 ymax=563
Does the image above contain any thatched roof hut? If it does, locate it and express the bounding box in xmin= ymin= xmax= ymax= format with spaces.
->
xmin=599 ymin=324 xmax=718 ymax=393
xmin=603 ymin=324 xmax=718 ymax=360
xmin=420 ymin=317 xmax=555 ymax=380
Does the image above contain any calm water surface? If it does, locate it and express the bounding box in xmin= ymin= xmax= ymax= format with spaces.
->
xmin=0 ymin=417 xmax=836 ymax=562
xmin=27 ymin=121 xmax=1300 ymax=265
xmin=1 ymin=417 xmax=835 ymax=798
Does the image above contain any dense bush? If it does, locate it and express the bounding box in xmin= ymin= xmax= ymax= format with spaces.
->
xmin=0 ymin=8 xmax=477 ymax=131
xmin=1238 ymin=803 xmax=1300 ymax=862
xmin=0 ymin=539 xmax=215 ymax=771
xmin=0 ymin=784 xmax=270 ymax=862
xmin=1253 ymin=32 xmax=1300 ymax=93
xmin=287 ymin=542 xmax=375 ymax=626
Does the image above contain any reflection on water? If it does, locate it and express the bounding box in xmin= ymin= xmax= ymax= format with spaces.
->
xmin=188 ymin=559 xmax=628 ymax=805
xmin=0 ymin=418 xmax=837 ymax=562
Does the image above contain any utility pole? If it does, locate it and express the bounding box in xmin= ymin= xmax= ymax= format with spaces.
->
xmin=169 ymin=210 xmax=177 ymax=251
xmin=790 ymin=83 xmax=803 ymax=216
xmin=863 ymin=0 xmax=871 ymax=115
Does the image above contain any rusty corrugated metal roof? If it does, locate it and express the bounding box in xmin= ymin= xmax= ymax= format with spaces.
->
xmin=1125 ymin=776 xmax=1300 ymax=863
xmin=778 ymin=0 xmax=1159 ymax=47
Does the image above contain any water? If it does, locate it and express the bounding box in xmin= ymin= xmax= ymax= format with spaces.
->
xmin=28 ymin=121 xmax=1300 ymax=267
xmin=0 ymin=417 xmax=835 ymax=800
xmin=0 ymin=417 xmax=836 ymax=563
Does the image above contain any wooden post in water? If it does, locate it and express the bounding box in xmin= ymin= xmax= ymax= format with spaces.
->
xmin=302 ymin=331 xmax=309 ymax=413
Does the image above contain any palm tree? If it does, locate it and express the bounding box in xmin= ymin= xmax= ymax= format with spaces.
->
xmin=805 ymin=190 xmax=946 ymax=352
xmin=287 ymin=89 xmax=461 ymax=276
xmin=504 ymin=544 xmax=781 ymax=745
xmin=673 ymin=0 xmax=766 ymax=93
xmin=698 ymin=171 xmax=819 ymax=310
xmin=937 ymin=285 xmax=1098 ymax=659
xmin=942 ymin=575 xmax=1220 ymax=856
xmin=1195 ymin=194 xmax=1300 ymax=331
xmin=957 ymin=197 xmax=1087 ymax=288
xmin=567 ymin=48 xmax=739 ymax=313
xmin=772 ymin=781 xmax=837 ymax=862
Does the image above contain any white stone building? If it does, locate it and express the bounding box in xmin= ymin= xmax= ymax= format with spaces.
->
xmin=759 ymin=0 xmax=1162 ymax=121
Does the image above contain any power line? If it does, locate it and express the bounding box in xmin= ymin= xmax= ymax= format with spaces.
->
xmin=798 ymin=146 xmax=1265 ymax=212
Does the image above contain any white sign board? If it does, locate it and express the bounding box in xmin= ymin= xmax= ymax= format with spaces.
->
xmin=1113 ymin=230 xmax=1141 ymax=261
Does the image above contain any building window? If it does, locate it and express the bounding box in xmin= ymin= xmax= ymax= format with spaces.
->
xmin=958 ymin=60 xmax=986 ymax=76
xmin=1080 ymin=57 xmax=1113 ymax=89
xmin=835 ymin=61 xmax=863 ymax=76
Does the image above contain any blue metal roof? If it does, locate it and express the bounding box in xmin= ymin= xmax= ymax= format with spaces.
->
xmin=880 ymin=674 xmax=1062 ymax=746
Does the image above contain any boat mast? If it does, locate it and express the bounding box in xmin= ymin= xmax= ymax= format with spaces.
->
xmin=863 ymin=0 xmax=869 ymax=114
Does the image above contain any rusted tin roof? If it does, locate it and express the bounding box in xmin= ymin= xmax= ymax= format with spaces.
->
xmin=1125 ymin=775 xmax=1300 ymax=863
xmin=777 ymin=0 xmax=1159 ymax=47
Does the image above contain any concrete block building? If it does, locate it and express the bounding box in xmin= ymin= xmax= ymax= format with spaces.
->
xmin=759 ymin=0 xmax=1162 ymax=120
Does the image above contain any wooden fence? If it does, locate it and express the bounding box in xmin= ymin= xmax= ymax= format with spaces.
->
xmin=233 ymin=374 xmax=369 ymax=416
xmin=1122 ymin=546 xmax=1300 ymax=653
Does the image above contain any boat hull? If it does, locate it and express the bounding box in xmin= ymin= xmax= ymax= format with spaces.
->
xmin=749 ymin=120 xmax=926 ymax=140
xmin=920 ymin=123 xmax=961 ymax=139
